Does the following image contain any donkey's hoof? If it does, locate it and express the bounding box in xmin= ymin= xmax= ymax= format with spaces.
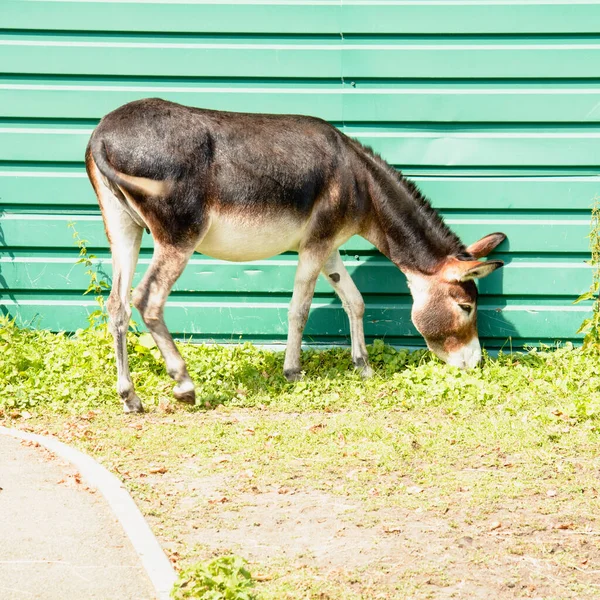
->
xmin=174 ymin=383 xmax=196 ymax=404
xmin=123 ymin=394 xmax=144 ymax=414
xmin=359 ymin=365 xmax=374 ymax=379
xmin=353 ymin=357 xmax=373 ymax=379
xmin=284 ymin=369 xmax=303 ymax=382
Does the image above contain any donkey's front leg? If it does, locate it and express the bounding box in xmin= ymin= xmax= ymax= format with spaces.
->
xmin=322 ymin=250 xmax=373 ymax=378
xmin=283 ymin=250 xmax=326 ymax=381
xmin=132 ymin=243 xmax=197 ymax=404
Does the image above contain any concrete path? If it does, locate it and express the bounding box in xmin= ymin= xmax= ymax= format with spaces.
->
xmin=0 ymin=434 xmax=157 ymax=600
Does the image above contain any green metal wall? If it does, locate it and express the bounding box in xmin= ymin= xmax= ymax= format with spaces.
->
xmin=1 ymin=0 xmax=599 ymax=348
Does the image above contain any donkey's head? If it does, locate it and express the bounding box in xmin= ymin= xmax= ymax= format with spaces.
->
xmin=406 ymin=232 xmax=506 ymax=369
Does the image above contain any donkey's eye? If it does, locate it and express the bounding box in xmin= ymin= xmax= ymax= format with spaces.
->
xmin=459 ymin=303 xmax=473 ymax=315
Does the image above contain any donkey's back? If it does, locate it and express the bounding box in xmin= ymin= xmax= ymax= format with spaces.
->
xmin=92 ymin=98 xmax=350 ymax=215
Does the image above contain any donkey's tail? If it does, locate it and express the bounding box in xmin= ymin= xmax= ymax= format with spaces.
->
xmin=86 ymin=134 xmax=151 ymax=230
xmin=86 ymin=134 xmax=151 ymax=199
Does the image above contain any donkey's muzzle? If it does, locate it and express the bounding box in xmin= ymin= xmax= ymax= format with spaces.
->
xmin=444 ymin=337 xmax=482 ymax=370
xmin=429 ymin=337 xmax=482 ymax=370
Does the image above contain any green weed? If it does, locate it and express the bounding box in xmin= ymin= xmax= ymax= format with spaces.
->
xmin=67 ymin=221 xmax=110 ymax=330
xmin=171 ymin=555 xmax=256 ymax=600
xmin=575 ymin=195 xmax=600 ymax=349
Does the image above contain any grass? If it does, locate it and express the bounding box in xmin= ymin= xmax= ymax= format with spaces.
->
xmin=2 ymin=318 xmax=600 ymax=598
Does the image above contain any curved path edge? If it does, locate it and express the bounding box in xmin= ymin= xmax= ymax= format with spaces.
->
xmin=0 ymin=426 xmax=177 ymax=600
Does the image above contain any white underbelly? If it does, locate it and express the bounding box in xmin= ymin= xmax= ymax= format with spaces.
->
xmin=196 ymin=211 xmax=305 ymax=261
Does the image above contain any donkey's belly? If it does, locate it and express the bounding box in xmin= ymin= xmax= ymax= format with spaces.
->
xmin=196 ymin=211 xmax=305 ymax=261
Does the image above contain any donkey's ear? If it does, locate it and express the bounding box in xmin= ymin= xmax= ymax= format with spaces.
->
xmin=465 ymin=232 xmax=506 ymax=258
xmin=444 ymin=259 xmax=504 ymax=282
xmin=459 ymin=260 xmax=504 ymax=281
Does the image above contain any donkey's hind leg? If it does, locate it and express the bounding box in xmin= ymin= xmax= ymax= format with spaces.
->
xmin=132 ymin=243 xmax=196 ymax=404
xmin=322 ymin=250 xmax=373 ymax=378
xmin=91 ymin=172 xmax=144 ymax=412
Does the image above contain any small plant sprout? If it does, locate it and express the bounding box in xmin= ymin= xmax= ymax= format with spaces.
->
xmin=574 ymin=195 xmax=600 ymax=350
xmin=68 ymin=221 xmax=110 ymax=330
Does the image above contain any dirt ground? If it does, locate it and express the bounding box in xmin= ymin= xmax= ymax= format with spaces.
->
xmin=151 ymin=464 xmax=600 ymax=599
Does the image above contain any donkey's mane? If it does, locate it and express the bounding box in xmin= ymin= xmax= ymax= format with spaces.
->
xmin=354 ymin=141 xmax=466 ymax=260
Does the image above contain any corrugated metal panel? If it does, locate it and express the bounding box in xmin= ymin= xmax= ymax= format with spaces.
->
xmin=1 ymin=0 xmax=598 ymax=349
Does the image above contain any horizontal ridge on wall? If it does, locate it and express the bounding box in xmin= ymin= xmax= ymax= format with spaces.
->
xmin=3 ymin=123 xmax=600 ymax=166
xmin=3 ymin=33 xmax=600 ymax=79
xmin=0 ymin=212 xmax=592 ymax=254
xmin=0 ymin=253 xmax=592 ymax=298
xmin=0 ymin=297 xmax=588 ymax=349
xmin=2 ymin=168 xmax=599 ymax=209
xmin=3 ymin=78 xmax=600 ymax=122
xmin=4 ymin=1 xmax=600 ymax=35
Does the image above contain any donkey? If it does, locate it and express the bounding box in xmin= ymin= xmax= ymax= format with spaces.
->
xmin=86 ymin=98 xmax=506 ymax=413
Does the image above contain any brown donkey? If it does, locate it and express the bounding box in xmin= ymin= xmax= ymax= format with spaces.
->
xmin=86 ymin=98 xmax=506 ymax=413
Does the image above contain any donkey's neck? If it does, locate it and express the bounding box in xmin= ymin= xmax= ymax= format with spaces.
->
xmin=358 ymin=149 xmax=465 ymax=274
